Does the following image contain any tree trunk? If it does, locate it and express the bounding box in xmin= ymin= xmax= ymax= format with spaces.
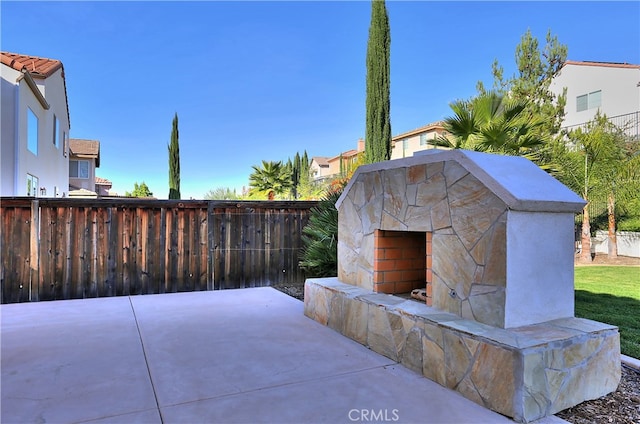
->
xmin=580 ymin=203 xmax=592 ymax=263
xmin=607 ymin=192 xmax=617 ymax=259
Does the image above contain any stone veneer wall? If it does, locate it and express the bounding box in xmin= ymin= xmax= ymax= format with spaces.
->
xmin=338 ymin=160 xmax=510 ymax=328
xmin=304 ymin=278 xmax=621 ymax=423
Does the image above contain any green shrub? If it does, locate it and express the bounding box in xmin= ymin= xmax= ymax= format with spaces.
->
xmin=618 ymin=217 xmax=640 ymax=232
xmin=299 ymin=184 xmax=344 ymax=277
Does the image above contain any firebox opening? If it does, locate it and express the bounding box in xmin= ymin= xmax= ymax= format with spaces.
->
xmin=373 ymin=230 xmax=433 ymax=306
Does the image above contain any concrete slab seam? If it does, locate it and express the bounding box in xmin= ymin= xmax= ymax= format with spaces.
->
xmin=158 ymin=363 xmax=397 ymax=410
xmin=128 ymin=296 xmax=164 ymax=423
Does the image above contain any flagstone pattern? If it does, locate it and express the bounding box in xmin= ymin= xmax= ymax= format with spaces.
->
xmin=305 ymin=151 xmax=620 ymax=422
xmin=305 ymin=278 xmax=621 ymax=423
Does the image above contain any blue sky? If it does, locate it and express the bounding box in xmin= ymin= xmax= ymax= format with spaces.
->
xmin=2 ymin=1 xmax=639 ymax=199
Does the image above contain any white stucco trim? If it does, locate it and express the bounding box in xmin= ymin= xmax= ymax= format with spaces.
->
xmin=504 ymin=211 xmax=575 ymax=328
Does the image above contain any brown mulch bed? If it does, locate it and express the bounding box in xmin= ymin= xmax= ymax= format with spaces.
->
xmin=575 ymin=254 xmax=640 ymax=266
xmin=273 ymin=254 xmax=640 ymax=423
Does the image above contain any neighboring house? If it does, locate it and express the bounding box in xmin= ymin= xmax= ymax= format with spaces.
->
xmin=309 ymin=156 xmax=330 ymax=180
xmin=1 ymin=51 xmax=71 ymax=197
xmin=68 ymin=139 xmax=100 ymax=193
xmin=310 ymin=139 xmax=365 ymax=181
xmin=390 ymin=121 xmax=448 ymax=160
xmin=95 ymin=177 xmax=113 ymax=196
xmin=549 ymin=60 xmax=640 ymax=138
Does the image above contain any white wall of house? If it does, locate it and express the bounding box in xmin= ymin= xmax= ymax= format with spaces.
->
xmin=550 ymin=63 xmax=640 ymax=129
xmin=0 ymin=65 xmax=19 ymax=195
xmin=1 ymin=65 xmax=69 ymax=197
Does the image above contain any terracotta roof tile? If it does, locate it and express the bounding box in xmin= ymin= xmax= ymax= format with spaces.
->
xmin=1 ymin=51 xmax=63 ymax=78
xmin=563 ymin=60 xmax=640 ymax=70
xmin=95 ymin=177 xmax=112 ymax=185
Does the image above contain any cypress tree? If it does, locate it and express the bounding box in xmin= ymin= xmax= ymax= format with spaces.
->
xmin=292 ymin=152 xmax=301 ymax=199
xmin=365 ymin=0 xmax=391 ymax=164
xmin=168 ymin=113 xmax=181 ymax=199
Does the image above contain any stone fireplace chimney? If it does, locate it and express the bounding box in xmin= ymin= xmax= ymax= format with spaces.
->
xmin=335 ymin=149 xmax=585 ymax=328
xmin=305 ymin=149 xmax=620 ymax=422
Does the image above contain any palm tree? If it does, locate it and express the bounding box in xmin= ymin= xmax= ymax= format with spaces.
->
xmin=565 ymin=113 xmax=640 ymax=260
xmin=436 ymin=91 xmax=548 ymax=156
xmin=248 ymin=160 xmax=293 ymax=200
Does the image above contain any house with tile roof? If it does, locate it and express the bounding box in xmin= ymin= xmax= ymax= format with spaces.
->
xmin=310 ymin=139 xmax=365 ymax=181
xmin=95 ymin=177 xmax=113 ymax=196
xmin=390 ymin=121 xmax=448 ymax=160
xmin=309 ymin=156 xmax=330 ymax=180
xmin=549 ymin=60 xmax=640 ymax=138
xmin=68 ymin=139 xmax=100 ymax=193
xmin=1 ymin=51 xmax=71 ymax=197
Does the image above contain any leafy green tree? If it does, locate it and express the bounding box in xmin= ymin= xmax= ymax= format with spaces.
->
xmin=291 ymin=153 xmax=300 ymax=199
xmin=437 ymin=91 xmax=548 ymax=156
xmin=285 ymin=150 xmax=312 ymax=199
xmin=478 ymin=29 xmax=568 ymax=139
xmin=168 ymin=113 xmax=181 ymax=199
xmin=125 ymin=182 xmax=153 ymax=198
xmin=204 ymin=187 xmax=242 ymax=200
xmin=365 ymin=0 xmax=391 ymax=164
xmin=248 ymin=160 xmax=292 ymax=200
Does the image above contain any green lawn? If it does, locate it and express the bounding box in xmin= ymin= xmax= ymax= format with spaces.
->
xmin=574 ymin=266 xmax=640 ymax=358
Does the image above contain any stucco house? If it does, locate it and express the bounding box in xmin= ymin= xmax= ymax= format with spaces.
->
xmin=1 ymin=51 xmax=71 ymax=197
xmin=390 ymin=121 xmax=448 ymax=160
xmin=310 ymin=139 xmax=365 ymax=181
xmin=68 ymin=138 xmax=100 ymax=193
xmin=95 ymin=177 xmax=113 ymax=196
xmin=309 ymin=156 xmax=330 ymax=181
xmin=550 ymin=60 xmax=640 ymax=137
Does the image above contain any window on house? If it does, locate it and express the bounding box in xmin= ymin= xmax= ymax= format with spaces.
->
xmin=63 ymin=131 xmax=68 ymax=157
xmin=588 ymin=90 xmax=601 ymax=109
xmin=577 ymin=90 xmax=602 ymax=112
xmin=27 ymin=108 xmax=38 ymax=155
xmin=402 ymin=139 xmax=409 ymax=157
xmin=420 ymin=134 xmax=429 ymax=146
xmin=26 ymin=174 xmax=39 ymax=196
xmin=69 ymin=160 xmax=89 ymax=179
xmin=53 ymin=115 xmax=59 ymax=147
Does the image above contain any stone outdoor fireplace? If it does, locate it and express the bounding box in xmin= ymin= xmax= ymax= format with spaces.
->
xmin=305 ymin=150 xmax=620 ymax=423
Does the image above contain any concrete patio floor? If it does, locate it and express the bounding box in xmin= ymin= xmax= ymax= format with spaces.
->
xmin=1 ymin=288 xmax=564 ymax=424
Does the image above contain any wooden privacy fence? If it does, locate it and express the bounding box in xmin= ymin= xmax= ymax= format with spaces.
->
xmin=0 ymin=198 xmax=317 ymax=304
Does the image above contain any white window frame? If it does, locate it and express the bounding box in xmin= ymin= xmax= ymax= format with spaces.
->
xmin=26 ymin=174 xmax=39 ymax=196
xmin=576 ymin=90 xmax=602 ymax=112
xmin=70 ymin=160 xmax=90 ymax=179
xmin=420 ymin=134 xmax=428 ymax=146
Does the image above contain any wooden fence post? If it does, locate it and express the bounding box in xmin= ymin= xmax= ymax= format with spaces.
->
xmin=29 ymin=199 xmax=40 ymax=302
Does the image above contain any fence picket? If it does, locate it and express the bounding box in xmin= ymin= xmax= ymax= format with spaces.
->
xmin=1 ymin=199 xmax=315 ymax=303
